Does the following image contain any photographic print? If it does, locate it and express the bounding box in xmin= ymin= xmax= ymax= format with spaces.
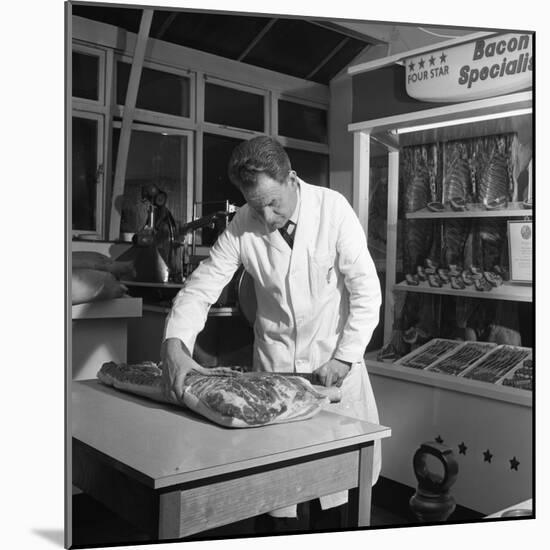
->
xmin=65 ymin=1 xmax=535 ymax=548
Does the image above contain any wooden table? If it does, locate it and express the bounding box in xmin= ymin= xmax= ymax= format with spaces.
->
xmin=71 ymin=380 xmax=391 ymax=541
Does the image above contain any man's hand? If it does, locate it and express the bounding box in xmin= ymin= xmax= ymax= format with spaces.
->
xmin=160 ymin=338 xmax=202 ymax=404
xmin=313 ymin=359 xmax=352 ymax=387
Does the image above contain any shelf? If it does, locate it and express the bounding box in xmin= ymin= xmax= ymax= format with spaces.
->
xmin=406 ymin=202 xmax=532 ymax=219
xmin=364 ymin=351 xmax=532 ymax=407
xmin=393 ymin=281 xmax=531 ymax=302
xmin=143 ymin=303 xmax=239 ymax=317
xmin=72 ymin=297 xmax=143 ymax=320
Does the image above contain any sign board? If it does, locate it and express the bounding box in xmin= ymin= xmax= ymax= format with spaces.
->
xmin=404 ymin=33 xmax=533 ymax=102
xmin=508 ymin=220 xmax=532 ymax=283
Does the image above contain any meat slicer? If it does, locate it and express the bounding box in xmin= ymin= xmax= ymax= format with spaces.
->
xmin=129 ymin=187 xmax=237 ymax=283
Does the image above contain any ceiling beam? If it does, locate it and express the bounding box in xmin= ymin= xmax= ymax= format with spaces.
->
xmin=237 ymin=18 xmax=278 ymax=61
xmin=109 ymin=9 xmax=154 ymax=240
xmin=155 ymin=12 xmax=178 ymax=41
xmin=306 ymin=37 xmax=351 ymax=80
xmin=309 ymin=20 xmax=386 ymax=45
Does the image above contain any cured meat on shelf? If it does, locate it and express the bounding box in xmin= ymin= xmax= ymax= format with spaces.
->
xmin=443 ymin=141 xmax=472 ymax=204
xmin=396 ymin=338 xmax=462 ymax=370
xmin=502 ymin=358 xmax=533 ymax=390
xmin=402 ymin=146 xmax=435 ymax=273
xmin=462 ymin=345 xmax=531 ymax=383
xmin=97 ymin=362 xmax=332 ymax=428
xmin=427 ymin=342 xmax=496 ymax=376
xmin=473 ymin=135 xmax=513 ymax=204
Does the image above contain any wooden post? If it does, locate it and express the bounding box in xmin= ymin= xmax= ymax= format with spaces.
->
xmin=108 ymin=9 xmax=154 ymax=240
xmin=384 ymin=149 xmax=400 ymax=344
xmin=353 ymin=131 xmax=370 ymax=233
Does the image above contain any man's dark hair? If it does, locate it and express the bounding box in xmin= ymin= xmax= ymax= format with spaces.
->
xmin=227 ymin=136 xmax=291 ymax=190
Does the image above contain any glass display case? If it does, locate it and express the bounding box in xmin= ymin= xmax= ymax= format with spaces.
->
xmin=350 ymin=91 xmax=532 ymax=385
xmin=348 ymin=90 xmax=533 ymax=514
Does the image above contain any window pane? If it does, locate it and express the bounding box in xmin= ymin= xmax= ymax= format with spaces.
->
xmin=205 ymin=83 xmax=264 ymax=132
xmin=73 ymin=52 xmax=99 ymax=101
xmin=112 ymin=128 xmax=189 ymax=235
xmin=72 ymin=117 xmax=98 ymax=230
xmin=202 ymin=133 xmax=247 ymax=246
xmin=116 ymin=61 xmax=191 ymax=117
xmin=286 ymin=148 xmax=329 ymax=187
xmin=278 ymin=100 xmax=327 ymax=143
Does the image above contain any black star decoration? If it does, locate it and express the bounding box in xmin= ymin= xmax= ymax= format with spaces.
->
xmin=429 ymin=55 xmax=436 ymax=66
xmin=419 ymin=58 xmax=425 ymax=69
xmin=510 ymin=457 xmax=520 ymax=471
xmin=483 ymin=449 xmax=493 ymax=463
xmin=435 ymin=435 xmax=444 ymax=444
xmin=458 ymin=442 xmax=467 ymax=455
xmin=408 ymin=61 xmax=415 ymax=72
xmin=440 ymin=52 xmax=447 ymax=64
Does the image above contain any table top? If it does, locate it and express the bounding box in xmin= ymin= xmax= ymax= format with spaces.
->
xmin=72 ymin=380 xmax=390 ymax=489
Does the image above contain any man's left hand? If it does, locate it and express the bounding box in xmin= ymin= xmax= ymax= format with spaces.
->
xmin=314 ymin=359 xmax=351 ymax=387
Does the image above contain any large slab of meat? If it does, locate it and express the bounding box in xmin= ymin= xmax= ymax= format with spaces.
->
xmin=97 ymin=362 xmax=331 ymax=428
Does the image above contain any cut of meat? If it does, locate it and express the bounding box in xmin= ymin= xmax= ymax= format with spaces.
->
xmin=97 ymin=362 xmax=166 ymax=402
xmin=97 ymin=362 xmax=330 ymax=428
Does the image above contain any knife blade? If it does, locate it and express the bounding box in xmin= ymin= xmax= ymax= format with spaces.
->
xmin=268 ymin=372 xmax=317 ymax=383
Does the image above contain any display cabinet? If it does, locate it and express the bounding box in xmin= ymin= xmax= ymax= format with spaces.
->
xmin=349 ymin=91 xmax=533 ymax=514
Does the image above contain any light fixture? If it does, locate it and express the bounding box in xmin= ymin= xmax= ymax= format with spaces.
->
xmin=393 ymin=108 xmax=532 ymax=135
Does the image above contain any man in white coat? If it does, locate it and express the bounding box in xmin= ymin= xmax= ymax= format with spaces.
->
xmin=161 ymin=136 xmax=382 ymax=532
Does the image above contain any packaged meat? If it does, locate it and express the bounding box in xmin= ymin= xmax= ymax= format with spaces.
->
xmin=462 ymin=345 xmax=531 ymax=383
xmin=396 ymin=338 xmax=462 ymax=370
xmin=97 ymin=362 xmax=331 ymax=428
xmin=427 ymin=342 xmax=496 ymax=376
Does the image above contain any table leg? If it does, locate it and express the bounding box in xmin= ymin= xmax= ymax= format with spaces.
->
xmin=347 ymin=442 xmax=374 ymax=528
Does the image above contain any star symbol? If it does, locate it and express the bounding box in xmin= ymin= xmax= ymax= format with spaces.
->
xmin=435 ymin=435 xmax=444 ymax=444
xmin=419 ymin=58 xmax=425 ymax=69
xmin=458 ymin=442 xmax=467 ymax=455
xmin=429 ymin=55 xmax=436 ymax=66
xmin=440 ymin=52 xmax=447 ymax=64
xmin=483 ymin=449 xmax=493 ymax=463
xmin=510 ymin=457 xmax=520 ymax=471
xmin=408 ymin=61 xmax=415 ymax=72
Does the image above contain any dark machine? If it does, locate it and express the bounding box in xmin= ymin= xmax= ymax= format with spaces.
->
xmin=127 ymin=184 xmax=237 ymax=284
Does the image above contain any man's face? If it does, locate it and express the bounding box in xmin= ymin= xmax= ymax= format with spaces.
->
xmin=242 ymin=171 xmax=298 ymax=232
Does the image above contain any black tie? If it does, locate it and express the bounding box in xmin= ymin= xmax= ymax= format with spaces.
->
xmin=279 ymin=221 xmax=295 ymax=249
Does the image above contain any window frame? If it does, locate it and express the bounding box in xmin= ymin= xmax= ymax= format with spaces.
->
xmin=71 ymin=110 xmax=105 ymax=238
xmin=71 ymin=28 xmax=332 ymax=245
xmin=202 ymin=74 xmax=269 ymax=134
xmin=111 ymin=121 xmax=195 ymax=228
xmin=72 ymin=43 xmax=107 ymax=108
xmin=275 ymin=92 xmax=330 ymax=151
xmin=114 ymin=54 xmax=196 ymax=130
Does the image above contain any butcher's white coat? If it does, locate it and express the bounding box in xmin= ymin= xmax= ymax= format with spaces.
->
xmin=164 ymin=179 xmax=382 ymax=514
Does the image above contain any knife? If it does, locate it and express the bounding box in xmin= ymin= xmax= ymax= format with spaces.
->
xmin=268 ymin=372 xmax=317 ymax=383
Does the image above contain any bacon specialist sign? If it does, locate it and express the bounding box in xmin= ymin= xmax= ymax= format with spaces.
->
xmin=404 ymin=33 xmax=533 ymax=102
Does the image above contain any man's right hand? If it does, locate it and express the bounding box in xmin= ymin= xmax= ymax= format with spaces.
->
xmin=160 ymin=338 xmax=202 ymax=404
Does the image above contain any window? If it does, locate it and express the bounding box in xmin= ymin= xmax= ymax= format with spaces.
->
xmin=204 ymin=82 xmax=264 ymax=132
xmin=72 ymin=113 xmax=104 ymax=234
xmin=278 ymin=99 xmax=327 ymax=143
xmin=200 ymin=133 xmax=247 ymax=246
xmin=116 ymin=61 xmax=191 ymax=118
xmin=73 ymin=51 xmax=100 ymax=101
xmin=112 ymin=125 xmax=193 ymax=235
xmin=286 ymin=147 xmax=329 ymax=188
